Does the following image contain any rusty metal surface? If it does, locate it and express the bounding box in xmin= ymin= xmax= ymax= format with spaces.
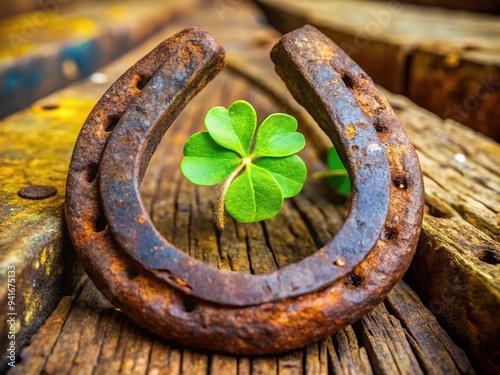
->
xmin=65 ymin=26 xmax=424 ymax=354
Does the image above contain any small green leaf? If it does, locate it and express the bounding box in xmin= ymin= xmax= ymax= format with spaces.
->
xmin=327 ymin=147 xmax=351 ymax=196
xmin=225 ymin=164 xmax=284 ymax=222
xmin=252 ymin=113 xmax=305 ymax=158
xmin=255 ymin=155 xmax=307 ymax=198
xmin=204 ymin=100 xmax=256 ymax=156
xmin=181 ymin=132 xmax=240 ymax=185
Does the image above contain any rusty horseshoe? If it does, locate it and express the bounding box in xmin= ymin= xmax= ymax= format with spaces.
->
xmin=65 ymin=26 xmax=424 ymax=354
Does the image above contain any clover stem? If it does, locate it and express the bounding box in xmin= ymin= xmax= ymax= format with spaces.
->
xmin=215 ymin=160 xmax=247 ymax=230
xmin=312 ymin=169 xmax=348 ymax=179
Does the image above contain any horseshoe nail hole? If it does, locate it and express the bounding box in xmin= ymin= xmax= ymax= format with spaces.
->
xmin=341 ymin=74 xmax=356 ymax=89
xmin=182 ymin=295 xmax=196 ymax=313
xmin=380 ymin=227 xmax=398 ymax=241
xmin=136 ymin=75 xmax=150 ymax=90
xmin=95 ymin=212 xmax=107 ymax=232
xmin=374 ymin=118 xmax=388 ymax=133
xmin=344 ymin=273 xmax=362 ymax=288
xmin=41 ymin=103 xmax=59 ymax=110
xmin=105 ymin=115 xmax=120 ymax=132
xmin=474 ymin=247 xmax=500 ymax=265
xmin=85 ymin=162 xmax=99 ymax=183
xmin=393 ymin=176 xmax=408 ymax=190
xmin=333 ymin=258 xmax=345 ymax=267
xmin=126 ymin=265 xmax=140 ymax=280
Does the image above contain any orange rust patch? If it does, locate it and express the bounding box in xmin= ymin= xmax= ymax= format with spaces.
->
xmin=346 ymin=123 xmax=356 ymax=139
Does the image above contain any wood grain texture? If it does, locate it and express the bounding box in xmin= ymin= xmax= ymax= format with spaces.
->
xmin=10 ymin=45 xmax=472 ymax=372
xmin=255 ymin=0 xmax=500 ymax=141
xmin=222 ymin=4 xmax=498 ymax=372
xmin=0 ymin=0 xmax=197 ymax=361
xmin=407 ymin=49 xmax=500 ymax=139
xmin=10 ymin=71 xmax=473 ymax=371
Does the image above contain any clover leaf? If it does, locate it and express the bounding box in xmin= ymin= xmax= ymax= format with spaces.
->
xmin=180 ymin=100 xmax=307 ymax=229
xmin=181 ymin=132 xmax=241 ymax=185
xmin=327 ymin=147 xmax=351 ymax=196
xmin=204 ymin=100 xmax=256 ymax=156
xmin=225 ymin=164 xmax=283 ymax=223
xmin=312 ymin=146 xmax=350 ymax=196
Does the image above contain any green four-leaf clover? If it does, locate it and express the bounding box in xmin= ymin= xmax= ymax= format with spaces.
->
xmin=180 ymin=100 xmax=307 ymax=229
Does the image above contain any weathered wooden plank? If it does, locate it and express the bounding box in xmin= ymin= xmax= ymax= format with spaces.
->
xmin=1 ymin=1 xmax=487 ymax=373
xmin=5 ymin=294 xmax=73 ymax=374
xmin=210 ymin=355 xmax=238 ymax=375
xmin=335 ymin=327 xmax=371 ymax=374
xmin=0 ymin=0 xmax=199 ymax=118
xmin=361 ymin=303 xmax=423 ymax=375
xmin=386 ymin=95 xmax=499 ymax=375
xmin=0 ymin=0 xmax=204 ymax=359
xmin=0 ymin=94 xmax=86 ymax=356
xmin=12 ymin=279 xmax=471 ymax=375
xmin=386 ymin=281 xmax=475 ymax=375
xmin=221 ymin=5 xmax=498 ymax=372
xmin=0 ymin=0 xmax=199 ymax=360
xmin=254 ymin=0 xmax=500 ymax=141
xmin=408 ymin=49 xmax=500 ymax=140
xmin=10 ymin=56 xmax=473 ymax=375
xmin=305 ymin=341 xmax=328 ymax=375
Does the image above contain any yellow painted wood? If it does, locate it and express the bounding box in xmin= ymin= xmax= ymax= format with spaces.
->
xmin=0 ymin=0 xmax=200 ymax=355
xmin=0 ymin=97 xmax=95 ymax=245
xmin=0 ymin=94 xmax=95 ymax=353
xmin=0 ymin=0 xmax=199 ymax=118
